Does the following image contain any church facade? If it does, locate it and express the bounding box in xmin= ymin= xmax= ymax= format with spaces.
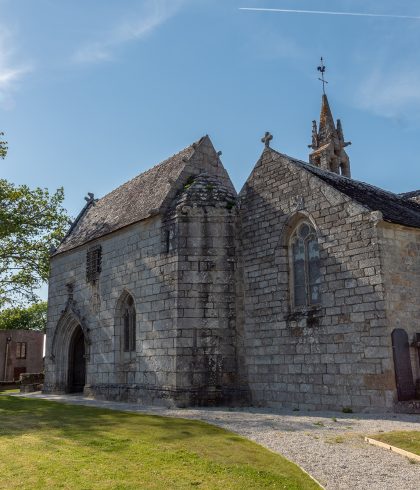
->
xmin=44 ymin=95 xmax=420 ymax=412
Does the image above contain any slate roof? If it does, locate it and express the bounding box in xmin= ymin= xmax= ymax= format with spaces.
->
xmin=57 ymin=137 xmax=420 ymax=255
xmin=56 ymin=141 xmax=199 ymax=254
xmin=399 ymin=190 xmax=420 ymax=200
xmin=271 ymin=149 xmax=420 ymax=229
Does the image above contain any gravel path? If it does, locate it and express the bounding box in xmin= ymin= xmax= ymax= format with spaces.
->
xmin=16 ymin=393 xmax=420 ymax=490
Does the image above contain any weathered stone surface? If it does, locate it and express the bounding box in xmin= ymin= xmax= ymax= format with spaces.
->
xmin=44 ymin=137 xmax=247 ymax=407
xmin=44 ymin=130 xmax=420 ymax=412
xmin=237 ymin=146 xmax=417 ymax=412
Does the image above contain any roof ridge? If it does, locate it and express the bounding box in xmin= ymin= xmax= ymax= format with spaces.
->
xmin=95 ymin=138 xmax=204 ymax=203
xmin=56 ymin=136 xmax=211 ymax=254
xmin=400 ymin=189 xmax=420 ymax=198
xmin=269 ymin=147 xmax=405 ymax=201
xmin=267 ymin=147 xmax=420 ymax=228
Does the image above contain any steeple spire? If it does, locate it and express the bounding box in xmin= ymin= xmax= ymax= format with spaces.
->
xmin=309 ymin=59 xmax=351 ymax=177
xmin=318 ymin=94 xmax=336 ymax=144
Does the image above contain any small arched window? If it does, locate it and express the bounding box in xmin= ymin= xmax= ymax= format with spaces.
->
xmin=122 ymin=295 xmax=136 ymax=352
xmin=290 ymin=222 xmax=321 ymax=307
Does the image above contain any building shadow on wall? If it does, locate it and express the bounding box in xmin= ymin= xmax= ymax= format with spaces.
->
xmin=238 ymin=167 xmax=401 ymax=411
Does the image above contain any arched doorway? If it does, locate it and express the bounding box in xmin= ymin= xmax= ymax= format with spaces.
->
xmin=68 ymin=325 xmax=86 ymax=393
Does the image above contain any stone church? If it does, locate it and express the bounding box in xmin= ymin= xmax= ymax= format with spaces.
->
xmin=44 ymin=93 xmax=420 ymax=412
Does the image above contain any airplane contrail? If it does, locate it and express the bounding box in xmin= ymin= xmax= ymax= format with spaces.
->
xmin=239 ymin=8 xmax=420 ymax=21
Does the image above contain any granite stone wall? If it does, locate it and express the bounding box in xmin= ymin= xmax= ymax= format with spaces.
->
xmin=169 ymin=173 xmax=246 ymax=406
xmin=44 ymin=141 xmax=418 ymax=411
xmin=378 ymin=223 xmax=420 ymax=396
xmin=44 ymin=216 xmax=181 ymax=405
xmin=44 ymin=137 xmax=241 ymax=406
xmin=238 ymin=149 xmax=394 ymax=411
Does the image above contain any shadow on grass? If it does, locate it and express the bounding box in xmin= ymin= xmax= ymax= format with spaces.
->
xmin=0 ymin=396 xmax=322 ymax=490
xmin=0 ymin=396 xmax=227 ymax=447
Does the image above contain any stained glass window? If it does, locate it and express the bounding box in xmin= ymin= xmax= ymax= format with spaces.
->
xmin=290 ymin=222 xmax=321 ymax=307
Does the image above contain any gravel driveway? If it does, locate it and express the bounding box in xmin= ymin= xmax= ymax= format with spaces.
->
xmin=16 ymin=394 xmax=420 ymax=490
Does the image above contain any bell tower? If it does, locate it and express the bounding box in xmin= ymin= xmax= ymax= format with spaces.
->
xmin=308 ymin=59 xmax=351 ymax=177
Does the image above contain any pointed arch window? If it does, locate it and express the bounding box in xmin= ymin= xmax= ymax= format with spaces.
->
xmin=122 ymin=295 xmax=136 ymax=352
xmin=290 ymin=222 xmax=321 ymax=307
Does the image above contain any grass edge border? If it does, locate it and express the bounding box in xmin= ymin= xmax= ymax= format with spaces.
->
xmin=4 ymin=394 xmax=325 ymax=489
xmin=365 ymin=437 xmax=420 ymax=462
xmin=250 ymin=435 xmax=326 ymax=490
xmin=280 ymin=455 xmax=325 ymax=490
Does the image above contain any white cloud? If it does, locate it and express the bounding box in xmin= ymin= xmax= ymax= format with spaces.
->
xmin=73 ymin=0 xmax=185 ymax=64
xmin=357 ymin=66 xmax=420 ymax=120
xmin=0 ymin=27 xmax=32 ymax=108
xmin=73 ymin=44 xmax=113 ymax=65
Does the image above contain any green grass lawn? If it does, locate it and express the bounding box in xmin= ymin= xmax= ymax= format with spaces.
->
xmin=0 ymin=397 xmax=320 ymax=490
xmin=371 ymin=431 xmax=420 ymax=457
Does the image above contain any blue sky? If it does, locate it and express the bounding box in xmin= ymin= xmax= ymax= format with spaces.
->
xmin=1 ymin=0 xmax=420 ymax=221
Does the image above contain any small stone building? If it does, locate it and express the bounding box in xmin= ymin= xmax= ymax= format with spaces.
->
xmin=44 ymin=94 xmax=420 ymax=412
xmin=0 ymin=330 xmax=44 ymax=381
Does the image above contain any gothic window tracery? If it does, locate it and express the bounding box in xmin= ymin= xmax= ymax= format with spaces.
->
xmin=290 ymin=222 xmax=321 ymax=308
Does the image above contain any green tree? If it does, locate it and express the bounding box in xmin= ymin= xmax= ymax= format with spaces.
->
xmin=0 ymin=301 xmax=47 ymax=331
xmin=0 ymin=179 xmax=70 ymax=307
xmin=0 ymin=132 xmax=7 ymax=159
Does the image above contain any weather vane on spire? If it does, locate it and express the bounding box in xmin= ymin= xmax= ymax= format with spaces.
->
xmin=317 ymin=57 xmax=328 ymax=94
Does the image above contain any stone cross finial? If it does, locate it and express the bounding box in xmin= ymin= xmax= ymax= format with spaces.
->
xmin=261 ymin=132 xmax=273 ymax=148
xmin=85 ymin=192 xmax=94 ymax=203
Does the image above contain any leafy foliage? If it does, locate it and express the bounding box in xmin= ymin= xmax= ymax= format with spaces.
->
xmin=0 ymin=131 xmax=7 ymax=159
xmin=0 ymin=301 xmax=47 ymax=331
xmin=0 ymin=179 xmax=70 ymax=307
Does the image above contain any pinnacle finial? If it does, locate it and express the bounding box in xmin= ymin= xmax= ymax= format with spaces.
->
xmin=317 ymin=57 xmax=328 ymax=95
xmin=261 ymin=131 xmax=273 ymax=148
xmin=308 ymin=120 xmax=318 ymax=149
